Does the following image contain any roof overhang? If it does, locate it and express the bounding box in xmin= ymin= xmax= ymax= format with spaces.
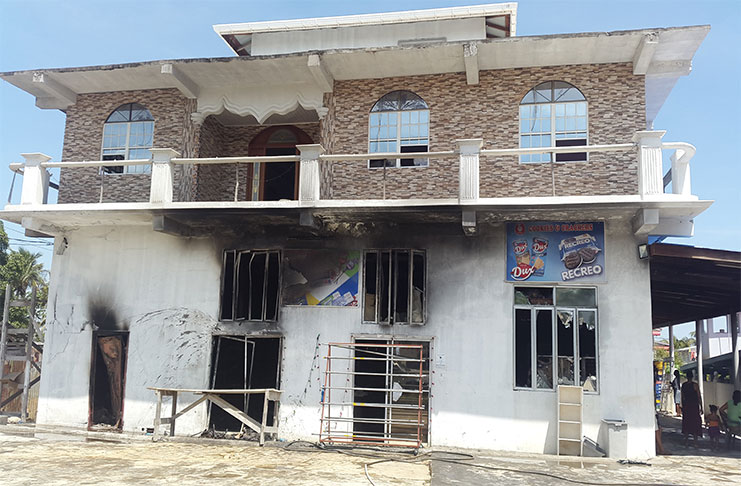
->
xmin=650 ymin=243 xmax=741 ymax=328
xmin=214 ymin=3 xmax=517 ymax=56
xmin=0 ymin=25 xmax=709 ymax=127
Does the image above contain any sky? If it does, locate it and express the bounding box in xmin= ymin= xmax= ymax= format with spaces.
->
xmin=0 ymin=0 xmax=739 ymax=338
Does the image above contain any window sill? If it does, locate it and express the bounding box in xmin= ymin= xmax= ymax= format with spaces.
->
xmin=513 ymin=387 xmax=599 ymax=395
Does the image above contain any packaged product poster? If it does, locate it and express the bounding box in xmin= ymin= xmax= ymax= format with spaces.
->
xmin=506 ymin=222 xmax=606 ymax=283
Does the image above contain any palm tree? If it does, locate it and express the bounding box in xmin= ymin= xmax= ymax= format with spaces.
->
xmin=3 ymin=248 xmax=47 ymax=298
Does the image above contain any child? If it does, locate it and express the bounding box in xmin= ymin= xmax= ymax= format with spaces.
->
xmin=706 ymin=405 xmax=721 ymax=450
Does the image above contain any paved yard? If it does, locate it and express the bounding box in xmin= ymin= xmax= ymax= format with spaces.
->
xmin=0 ymin=424 xmax=738 ymax=485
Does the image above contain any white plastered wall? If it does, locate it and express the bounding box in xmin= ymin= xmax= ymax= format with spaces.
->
xmin=37 ymin=219 xmax=655 ymax=458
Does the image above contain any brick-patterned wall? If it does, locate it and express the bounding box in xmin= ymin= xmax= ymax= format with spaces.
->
xmin=194 ymin=119 xmax=321 ymax=201
xmin=58 ymin=89 xmax=197 ymax=203
xmin=326 ymin=63 xmax=645 ymax=199
xmin=319 ymin=92 xmax=336 ymax=199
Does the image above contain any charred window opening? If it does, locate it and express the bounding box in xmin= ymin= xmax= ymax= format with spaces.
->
xmin=514 ymin=287 xmax=598 ymax=392
xmin=89 ymin=332 xmax=128 ymax=430
xmin=220 ymin=250 xmax=280 ymax=322
xmin=363 ymin=250 xmax=425 ymax=325
xmin=208 ymin=336 xmax=281 ymax=434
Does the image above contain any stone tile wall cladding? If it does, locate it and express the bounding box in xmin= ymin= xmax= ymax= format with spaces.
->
xmin=194 ymin=119 xmax=321 ymax=201
xmin=58 ymin=63 xmax=644 ymax=203
xmin=58 ymin=89 xmax=199 ymax=203
xmin=326 ymin=63 xmax=645 ymax=199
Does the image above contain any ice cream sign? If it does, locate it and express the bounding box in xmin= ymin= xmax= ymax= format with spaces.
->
xmin=506 ymin=222 xmax=606 ymax=283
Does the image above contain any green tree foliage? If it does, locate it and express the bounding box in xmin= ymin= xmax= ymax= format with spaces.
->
xmin=0 ymin=222 xmax=49 ymax=338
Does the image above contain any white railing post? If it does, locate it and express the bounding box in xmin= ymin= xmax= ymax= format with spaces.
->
xmin=20 ymin=153 xmax=51 ymax=205
xmin=296 ymin=144 xmax=324 ymax=203
xmin=149 ymin=148 xmax=180 ymax=204
xmin=670 ymin=149 xmax=691 ymax=196
xmin=632 ymin=130 xmax=665 ymax=197
xmin=456 ymin=139 xmax=483 ymax=202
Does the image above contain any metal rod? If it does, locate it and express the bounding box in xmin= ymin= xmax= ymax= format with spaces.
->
xmin=327 ymin=385 xmax=425 ymax=394
xmin=325 ymin=356 xmax=424 ymax=362
xmin=0 ymin=284 xmax=11 ymax=404
xmin=321 ymin=417 xmax=422 ymax=425
xmin=321 ymin=401 xmax=425 ymax=410
xmin=325 ymin=371 xmax=429 ymax=378
xmin=21 ymin=287 xmax=36 ymax=422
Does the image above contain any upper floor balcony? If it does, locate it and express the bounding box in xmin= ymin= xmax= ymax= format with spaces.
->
xmin=4 ymin=130 xmax=709 ymax=239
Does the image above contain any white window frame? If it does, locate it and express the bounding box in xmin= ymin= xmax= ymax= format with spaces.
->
xmin=368 ymin=93 xmax=430 ymax=169
xmin=512 ymin=286 xmax=599 ymax=394
xmin=100 ymin=105 xmax=155 ymax=175
xmin=519 ymin=82 xmax=588 ymax=164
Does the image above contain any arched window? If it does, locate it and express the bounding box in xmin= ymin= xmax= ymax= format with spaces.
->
xmin=369 ymin=90 xmax=429 ymax=168
xmin=519 ymin=81 xmax=587 ymax=163
xmin=101 ymin=103 xmax=154 ymax=174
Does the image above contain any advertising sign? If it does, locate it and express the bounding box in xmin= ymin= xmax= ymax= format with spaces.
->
xmin=282 ymin=250 xmax=360 ymax=306
xmin=506 ymin=222 xmax=606 ymax=283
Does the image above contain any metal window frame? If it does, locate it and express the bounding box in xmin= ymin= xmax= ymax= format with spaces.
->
xmin=512 ymin=285 xmax=600 ymax=394
xmin=362 ymin=249 xmax=427 ymax=325
xmin=220 ymin=249 xmax=281 ymax=323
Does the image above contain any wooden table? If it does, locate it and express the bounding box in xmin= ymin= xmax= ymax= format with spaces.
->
xmin=148 ymin=387 xmax=282 ymax=445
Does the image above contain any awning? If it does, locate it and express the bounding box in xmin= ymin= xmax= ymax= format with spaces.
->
xmin=650 ymin=243 xmax=741 ymax=328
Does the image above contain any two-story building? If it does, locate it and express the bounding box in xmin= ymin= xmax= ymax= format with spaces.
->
xmin=0 ymin=4 xmax=711 ymax=457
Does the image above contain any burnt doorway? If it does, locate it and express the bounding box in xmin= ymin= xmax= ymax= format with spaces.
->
xmin=208 ymin=336 xmax=281 ymax=433
xmin=247 ymin=125 xmax=313 ymax=201
xmin=352 ymin=338 xmax=431 ymax=445
xmin=89 ymin=331 xmax=128 ymax=430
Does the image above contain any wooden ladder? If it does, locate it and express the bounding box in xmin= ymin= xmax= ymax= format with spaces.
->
xmin=0 ymin=284 xmax=41 ymax=421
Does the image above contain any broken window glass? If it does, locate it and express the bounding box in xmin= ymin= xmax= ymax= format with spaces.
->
xmin=557 ymin=309 xmax=575 ymax=386
xmin=515 ymin=309 xmax=532 ymax=388
xmin=363 ymin=249 xmax=425 ymax=324
xmin=514 ymin=287 xmax=597 ymax=392
xmin=536 ymin=309 xmax=554 ymax=389
xmin=221 ymin=250 xmax=280 ymax=322
xmin=578 ymin=310 xmax=597 ymax=391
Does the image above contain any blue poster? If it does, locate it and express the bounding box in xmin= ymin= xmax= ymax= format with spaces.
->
xmin=505 ymin=222 xmax=606 ymax=283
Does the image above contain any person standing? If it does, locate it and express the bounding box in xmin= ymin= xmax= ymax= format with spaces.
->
xmin=719 ymin=390 xmax=741 ymax=449
xmin=671 ymin=370 xmax=682 ymax=416
xmin=681 ymin=369 xmax=703 ymax=446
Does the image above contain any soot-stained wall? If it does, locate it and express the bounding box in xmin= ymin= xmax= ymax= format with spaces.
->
xmin=38 ymin=219 xmax=655 ymax=457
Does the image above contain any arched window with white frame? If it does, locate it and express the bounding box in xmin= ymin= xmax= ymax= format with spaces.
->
xmin=519 ymin=81 xmax=587 ymax=163
xmin=101 ymin=103 xmax=154 ymax=174
xmin=368 ymin=90 xmax=429 ymax=168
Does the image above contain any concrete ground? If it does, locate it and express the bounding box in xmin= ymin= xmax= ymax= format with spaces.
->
xmin=0 ymin=423 xmax=738 ymax=486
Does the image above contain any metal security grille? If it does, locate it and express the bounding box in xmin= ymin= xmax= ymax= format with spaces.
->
xmin=319 ymin=341 xmax=428 ymax=449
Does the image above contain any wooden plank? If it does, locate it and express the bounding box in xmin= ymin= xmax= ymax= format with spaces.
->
xmin=206 ymin=394 xmax=263 ymax=435
xmin=21 ymin=287 xmax=36 ymax=422
xmin=171 ymin=395 xmax=208 ymax=420
xmin=0 ymin=284 xmax=11 ymax=403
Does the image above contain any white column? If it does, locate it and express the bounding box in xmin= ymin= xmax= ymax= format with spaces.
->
xmin=695 ymin=319 xmax=705 ymax=413
xmin=670 ymin=149 xmax=692 ymax=196
xmin=731 ymin=312 xmax=740 ymax=389
xmin=668 ymin=325 xmax=675 ymax=373
xmin=456 ymin=139 xmax=482 ymax=202
xmin=296 ymin=144 xmax=324 ymax=204
xmin=632 ymin=130 xmax=666 ymax=197
xmin=149 ymin=148 xmax=180 ymax=204
xmin=19 ymin=153 xmax=51 ymax=205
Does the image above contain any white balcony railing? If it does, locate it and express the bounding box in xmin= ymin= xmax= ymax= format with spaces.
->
xmin=7 ymin=130 xmax=696 ymax=207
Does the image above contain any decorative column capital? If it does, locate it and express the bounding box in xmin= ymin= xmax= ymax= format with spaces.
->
xmin=455 ymin=139 xmax=484 ymax=155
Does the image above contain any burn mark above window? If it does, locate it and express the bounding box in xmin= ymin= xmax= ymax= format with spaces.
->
xmin=220 ymin=250 xmax=280 ymax=322
xmin=363 ymin=249 xmax=425 ymax=325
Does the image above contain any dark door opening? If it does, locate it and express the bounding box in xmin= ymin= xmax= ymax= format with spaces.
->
xmin=263 ymin=147 xmax=298 ymax=201
xmin=89 ymin=332 xmax=128 ymax=430
xmin=247 ymin=125 xmax=314 ymax=202
xmin=352 ymin=338 xmax=430 ymax=444
xmin=208 ymin=336 xmax=281 ymax=433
